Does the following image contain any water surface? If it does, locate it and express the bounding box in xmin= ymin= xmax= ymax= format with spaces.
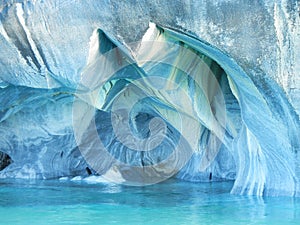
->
xmin=0 ymin=179 xmax=299 ymax=224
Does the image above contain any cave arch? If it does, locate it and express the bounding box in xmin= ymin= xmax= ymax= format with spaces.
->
xmin=73 ymin=23 xmax=300 ymax=196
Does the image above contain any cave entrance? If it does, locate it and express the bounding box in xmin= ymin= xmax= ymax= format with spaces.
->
xmin=0 ymin=151 xmax=12 ymax=171
xmin=74 ymin=22 xmax=243 ymax=185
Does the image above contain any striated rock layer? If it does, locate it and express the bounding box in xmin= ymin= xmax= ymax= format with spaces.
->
xmin=0 ymin=1 xmax=299 ymax=196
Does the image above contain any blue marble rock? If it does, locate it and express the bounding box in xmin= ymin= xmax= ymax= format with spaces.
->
xmin=0 ymin=1 xmax=299 ymax=196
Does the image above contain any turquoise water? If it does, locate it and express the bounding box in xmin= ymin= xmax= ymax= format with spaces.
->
xmin=0 ymin=179 xmax=299 ymax=225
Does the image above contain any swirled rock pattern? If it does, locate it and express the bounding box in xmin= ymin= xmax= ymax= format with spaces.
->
xmin=0 ymin=1 xmax=299 ymax=196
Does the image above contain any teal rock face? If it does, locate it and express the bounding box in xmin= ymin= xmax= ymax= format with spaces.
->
xmin=0 ymin=1 xmax=299 ymax=196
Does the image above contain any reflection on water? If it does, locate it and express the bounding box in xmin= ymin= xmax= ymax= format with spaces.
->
xmin=0 ymin=178 xmax=299 ymax=224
